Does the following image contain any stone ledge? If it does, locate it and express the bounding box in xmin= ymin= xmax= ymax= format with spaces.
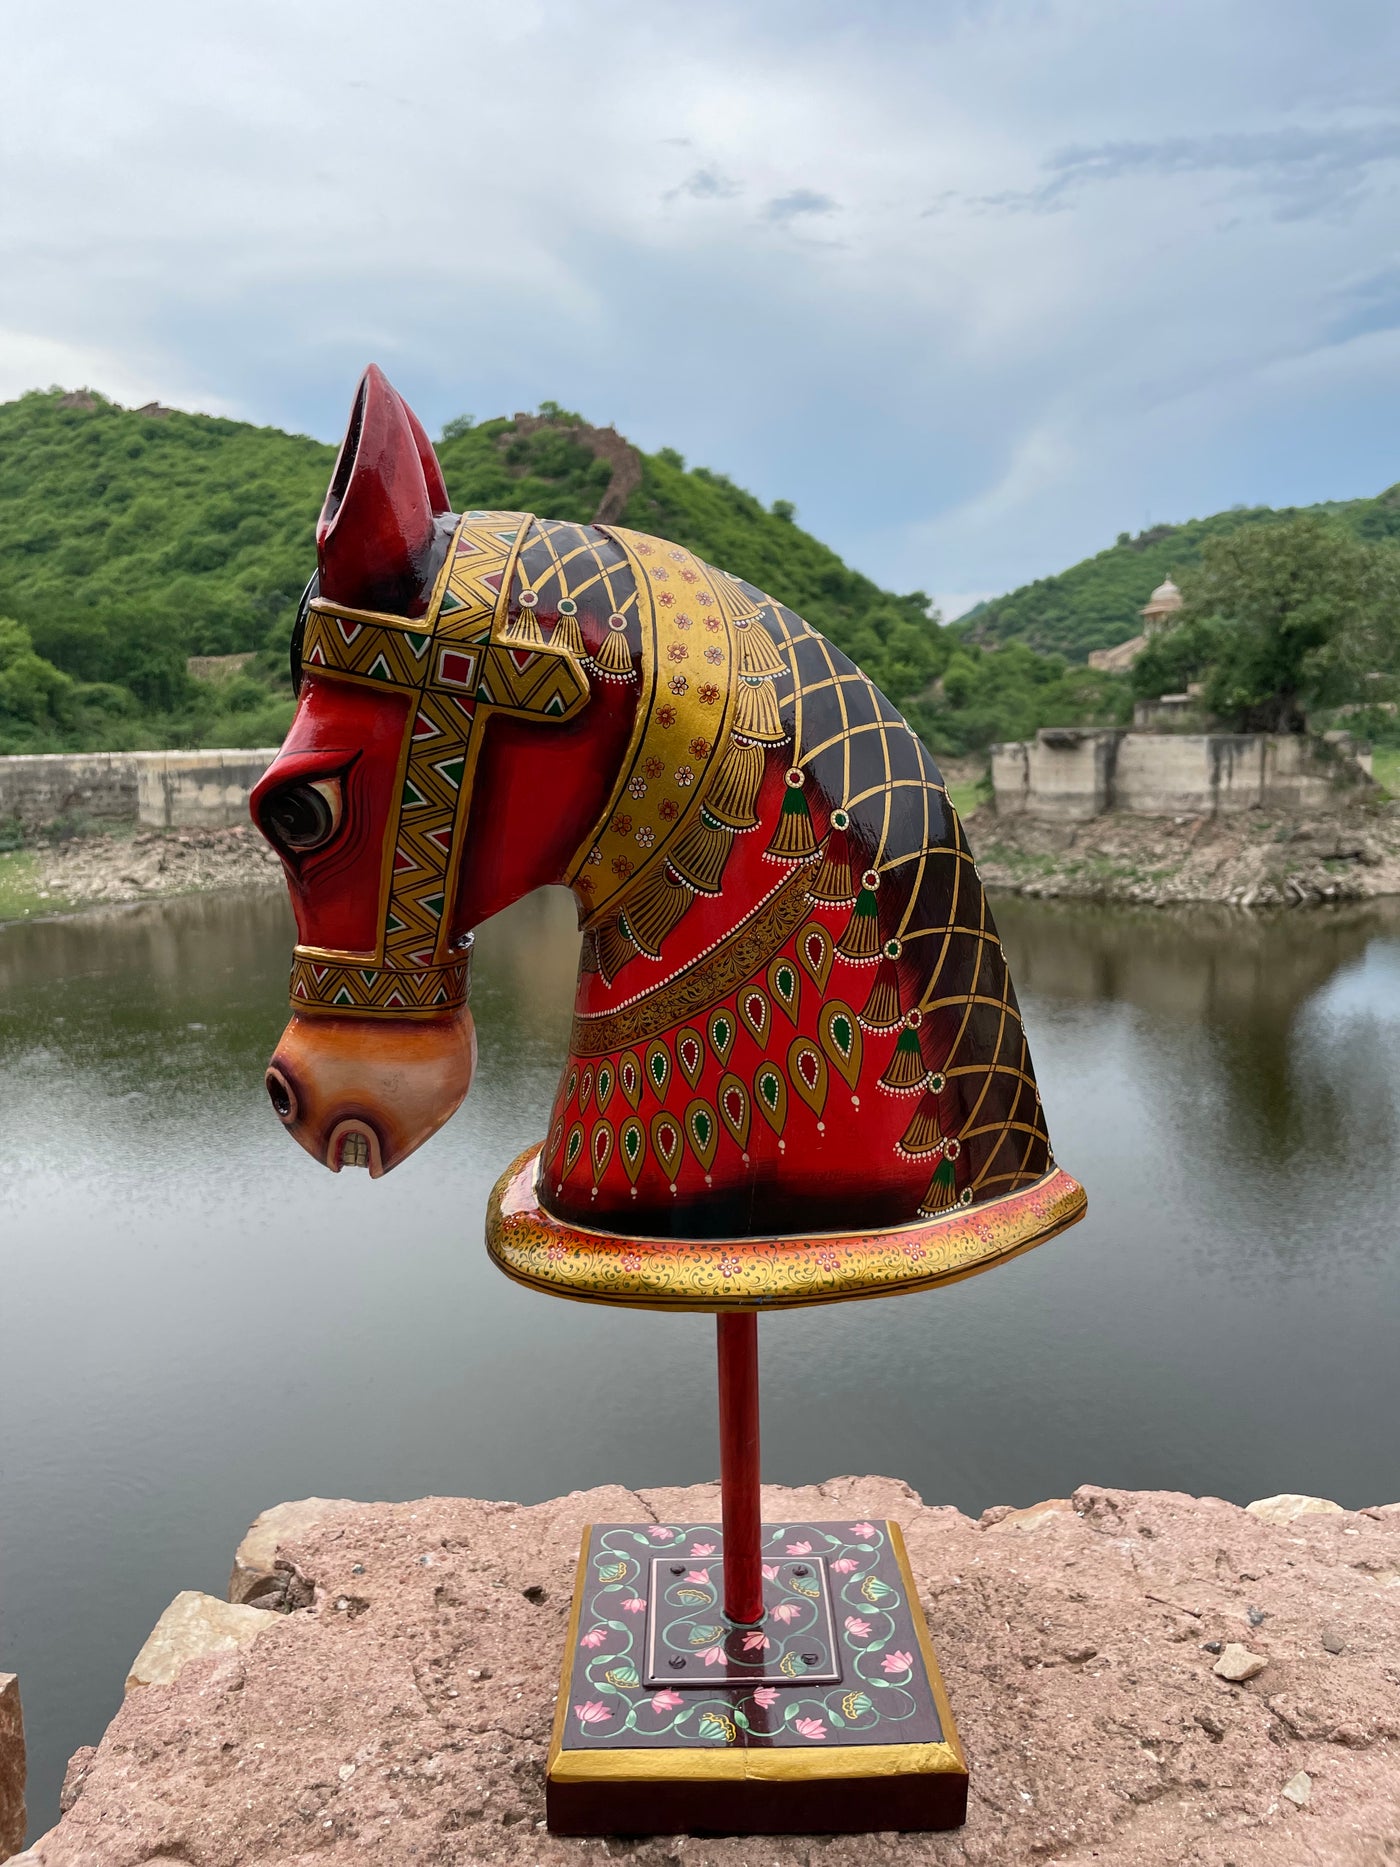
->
xmin=18 ymin=1478 xmax=1400 ymax=1866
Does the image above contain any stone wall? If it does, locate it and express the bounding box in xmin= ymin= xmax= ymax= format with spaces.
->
xmin=991 ymin=729 xmax=1372 ymax=821
xmin=0 ymin=750 xmax=279 ymax=835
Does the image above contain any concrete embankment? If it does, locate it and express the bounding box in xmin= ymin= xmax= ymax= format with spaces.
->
xmin=0 ymin=749 xmax=279 ymax=835
xmin=14 ymin=1480 xmax=1400 ymax=1865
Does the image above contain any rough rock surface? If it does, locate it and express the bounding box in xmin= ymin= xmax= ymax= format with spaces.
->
xmin=969 ymin=800 xmax=1400 ymax=909
xmin=20 ymin=1479 xmax=1400 ymax=1866
xmin=0 ymin=1673 xmax=24 ymax=1861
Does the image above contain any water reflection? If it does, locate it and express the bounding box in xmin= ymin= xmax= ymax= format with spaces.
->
xmin=2 ymin=887 xmax=1399 ymax=1833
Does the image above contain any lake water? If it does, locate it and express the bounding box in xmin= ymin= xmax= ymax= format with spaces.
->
xmin=4 ymin=885 xmax=1400 ymax=1832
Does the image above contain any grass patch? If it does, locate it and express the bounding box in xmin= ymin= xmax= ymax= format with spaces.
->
xmin=0 ymin=849 xmax=66 ymax=920
xmin=947 ymin=780 xmax=984 ymax=820
xmin=1371 ymin=746 xmax=1400 ymax=797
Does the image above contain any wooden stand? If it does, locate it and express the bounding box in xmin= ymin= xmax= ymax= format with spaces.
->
xmin=545 ymin=1310 xmax=969 ymax=1836
xmin=716 ymin=1313 xmax=762 ymax=1626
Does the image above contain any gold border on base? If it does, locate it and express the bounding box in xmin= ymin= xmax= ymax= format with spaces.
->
xmin=546 ymin=1521 xmax=968 ymax=1787
xmin=487 ymin=1145 xmax=1086 ymax=1312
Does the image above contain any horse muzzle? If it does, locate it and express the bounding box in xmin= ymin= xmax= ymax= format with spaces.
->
xmin=263 ymin=1008 xmax=477 ymax=1177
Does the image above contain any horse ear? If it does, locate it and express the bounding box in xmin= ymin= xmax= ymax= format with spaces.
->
xmin=402 ymin=396 xmax=451 ymax=516
xmin=317 ymin=365 xmax=448 ymax=617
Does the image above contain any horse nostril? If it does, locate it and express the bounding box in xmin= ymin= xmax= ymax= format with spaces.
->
xmin=265 ymin=1069 xmax=294 ymax=1120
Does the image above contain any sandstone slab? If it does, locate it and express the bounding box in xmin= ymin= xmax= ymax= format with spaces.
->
xmin=125 ymin=1591 xmax=282 ymax=1691
xmin=1245 ymin=1494 xmax=1346 ymax=1525
xmin=22 ymin=1479 xmax=1400 ymax=1866
xmin=228 ymin=1497 xmax=355 ymax=1605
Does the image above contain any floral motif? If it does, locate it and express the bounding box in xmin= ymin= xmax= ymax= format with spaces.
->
xmin=636 ymin=826 xmax=655 ymax=849
xmin=621 ymin=1250 xmax=642 ymax=1272
xmin=610 ymin=812 xmax=633 ymax=835
xmin=659 ymin=799 xmax=679 ymax=822
xmin=753 ymin=1686 xmax=779 ymax=1708
xmin=697 ymin=682 xmax=719 ymax=705
xmin=696 ymin=591 xmax=713 ymax=606
xmin=850 ymin=1522 xmax=877 ymax=1539
xmin=611 ymin=855 xmax=633 ymax=879
xmin=657 ymin=703 xmax=677 ymax=728
xmin=580 ymin=1628 xmax=607 ymax=1649
xmin=658 ymin=591 xmax=675 ymax=607
xmin=761 ymin=1563 xmax=780 ymax=1580
xmin=690 ymin=1541 xmax=715 ymax=1555
xmin=699 ymin=1645 xmax=726 ymax=1666
xmin=830 ymin=1557 xmax=859 ymax=1573
xmin=703 ymin=645 xmax=724 ymax=665
xmin=622 ymin=1596 xmax=647 ymax=1613
xmin=666 ymin=643 xmax=688 ymax=662
xmin=651 ymin=1688 xmax=684 ymax=1712
xmin=719 ymin=1254 xmax=741 ymax=1278
xmin=704 ymin=614 xmax=721 ymax=630
xmin=844 ymin=1615 xmax=872 ymax=1638
xmin=681 ymin=567 xmax=698 ymax=583
xmin=793 ymin=1716 xmax=827 ymax=1741
xmin=575 ymin=1700 xmax=611 ymax=1725
xmin=685 ymin=1568 xmax=711 ymax=1583
xmin=643 ymin=756 xmax=665 ymax=779
xmin=668 ymin=674 xmax=688 ymax=696
xmin=675 ymin=765 xmax=695 ymax=787
xmin=742 ymin=1630 xmax=770 ymax=1652
xmin=787 ymin=1540 xmax=813 ymax=1555
xmin=645 ymin=1525 xmax=678 ymax=1541
xmin=689 ymin=736 xmax=711 ymax=758
xmin=771 ymin=1602 xmax=801 ymax=1624
xmin=628 ymin=776 xmax=647 ymax=800
xmin=675 ymin=613 xmax=693 ymax=630
xmin=882 ymin=1648 xmax=914 ymax=1674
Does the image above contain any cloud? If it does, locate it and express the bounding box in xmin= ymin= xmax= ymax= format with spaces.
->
xmin=665 ymin=167 xmax=742 ymax=203
xmin=763 ymin=188 xmax=838 ymax=223
xmin=971 ymin=121 xmax=1400 ymax=222
xmin=3 ymin=0 xmax=1400 ymax=611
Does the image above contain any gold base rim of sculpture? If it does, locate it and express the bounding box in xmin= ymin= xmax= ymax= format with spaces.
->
xmin=485 ymin=1145 xmax=1087 ymax=1312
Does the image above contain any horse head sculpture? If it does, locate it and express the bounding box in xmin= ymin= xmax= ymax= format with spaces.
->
xmin=254 ymin=367 xmax=1084 ymax=1304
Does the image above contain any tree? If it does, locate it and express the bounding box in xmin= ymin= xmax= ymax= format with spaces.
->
xmin=1131 ymin=515 xmax=1400 ymax=732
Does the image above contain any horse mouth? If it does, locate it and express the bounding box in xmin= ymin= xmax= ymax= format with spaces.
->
xmin=264 ymin=1008 xmax=476 ymax=1178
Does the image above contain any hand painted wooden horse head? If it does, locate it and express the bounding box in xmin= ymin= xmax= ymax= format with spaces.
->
xmin=254 ymin=366 xmax=1085 ymax=1305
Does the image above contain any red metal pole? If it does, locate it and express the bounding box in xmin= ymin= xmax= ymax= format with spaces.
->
xmin=716 ymin=1310 xmax=763 ymax=1626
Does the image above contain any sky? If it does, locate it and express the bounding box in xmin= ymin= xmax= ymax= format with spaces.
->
xmin=4 ymin=0 xmax=1400 ymax=618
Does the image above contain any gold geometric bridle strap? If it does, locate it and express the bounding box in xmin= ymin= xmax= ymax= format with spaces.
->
xmin=289 ymin=510 xmax=590 ymax=1018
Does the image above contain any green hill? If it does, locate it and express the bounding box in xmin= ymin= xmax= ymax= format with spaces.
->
xmin=963 ymin=491 xmax=1400 ymax=662
xmin=0 ymin=390 xmax=941 ymax=756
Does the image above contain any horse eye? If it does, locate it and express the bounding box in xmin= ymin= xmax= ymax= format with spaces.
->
xmin=262 ymin=778 xmax=342 ymax=854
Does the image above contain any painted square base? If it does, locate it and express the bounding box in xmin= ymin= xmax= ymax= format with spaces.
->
xmin=547 ymin=1518 xmax=968 ymax=1836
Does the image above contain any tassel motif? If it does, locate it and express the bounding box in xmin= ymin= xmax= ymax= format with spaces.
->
xmin=503 ymin=588 xmax=546 ymax=647
xmin=668 ymin=810 xmax=735 ymax=894
xmin=734 ymin=613 xmax=786 ymax=678
xmin=732 ymin=675 xmax=786 ymax=746
xmin=592 ymin=612 xmax=637 ymax=682
xmin=878 ymin=1012 xmax=928 ymax=1095
xmin=551 ymin=596 xmax=586 ymax=658
xmin=619 ymin=865 xmax=694 ymax=958
xmin=917 ymin=1136 xmax=963 ymax=1216
xmin=809 ymin=809 xmax=856 ymax=905
xmin=766 ymin=767 xmax=819 ymax=863
xmin=704 ymin=739 xmax=766 ymax=832
xmin=860 ymin=937 xmax=904 ymax=1030
xmin=836 ymin=868 xmax=883 ymax=964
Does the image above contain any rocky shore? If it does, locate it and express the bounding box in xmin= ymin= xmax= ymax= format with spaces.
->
xmin=0 ymin=825 xmax=282 ymax=918
xmin=13 ymin=1479 xmax=1400 ymax=1866
xmin=967 ymin=799 xmax=1400 ymax=909
xmin=7 ymin=801 xmax=1400 ymax=924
